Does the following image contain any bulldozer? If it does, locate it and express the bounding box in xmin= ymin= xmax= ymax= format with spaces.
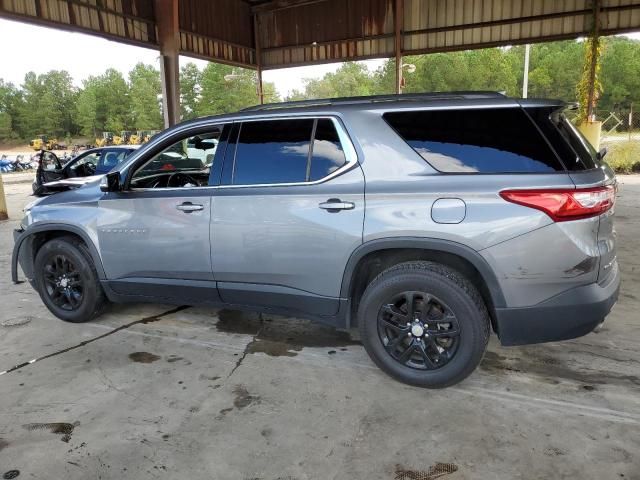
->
xmin=95 ymin=131 xmax=114 ymax=147
xmin=29 ymin=134 xmax=63 ymax=151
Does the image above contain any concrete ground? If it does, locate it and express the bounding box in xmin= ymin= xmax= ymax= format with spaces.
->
xmin=0 ymin=175 xmax=639 ymax=480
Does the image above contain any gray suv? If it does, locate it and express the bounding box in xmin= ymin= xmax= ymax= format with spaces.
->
xmin=12 ymin=93 xmax=620 ymax=388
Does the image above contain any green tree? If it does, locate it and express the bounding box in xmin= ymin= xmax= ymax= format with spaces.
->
xmin=304 ymin=62 xmax=375 ymax=98
xmin=0 ymin=80 xmax=21 ymax=139
xmin=74 ymin=69 xmax=131 ymax=137
xmin=74 ymin=78 xmax=99 ymax=137
xmin=600 ymin=37 xmax=640 ymax=112
xmin=197 ymin=63 xmax=278 ymax=115
xmin=16 ymin=70 xmax=77 ymax=138
xmin=129 ymin=63 xmax=162 ymax=129
xmin=180 ymin=62 xmax=202 ymax=120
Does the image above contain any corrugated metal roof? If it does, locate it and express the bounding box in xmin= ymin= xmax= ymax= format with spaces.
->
xmin=1 ymin=0 xmax=639 ymax=69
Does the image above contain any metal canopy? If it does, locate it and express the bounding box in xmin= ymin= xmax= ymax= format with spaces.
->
xmin=3 ymin=0 xmax=639 ymax=127
xmin=2 ymin=0 xmax=640 ymax=70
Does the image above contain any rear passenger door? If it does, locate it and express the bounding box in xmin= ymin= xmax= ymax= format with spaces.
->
xmin=211 ymin=117 xmax=364 ymax=316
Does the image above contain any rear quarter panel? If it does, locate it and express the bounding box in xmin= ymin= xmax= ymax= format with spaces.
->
xmin=348 ymin=110 xmax=602 ymax=308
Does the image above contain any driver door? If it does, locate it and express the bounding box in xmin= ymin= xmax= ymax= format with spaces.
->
xmin=37 ymin=151 xmax=65 ymax=184
xmin=96 ymin=125 xmax=225 ymax=303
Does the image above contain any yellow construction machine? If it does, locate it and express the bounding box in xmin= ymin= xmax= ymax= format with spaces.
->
xmin=29 ymin=134 xmax=62 ymax=151
xmin=95 ymin=132 xmax=114 ymax=147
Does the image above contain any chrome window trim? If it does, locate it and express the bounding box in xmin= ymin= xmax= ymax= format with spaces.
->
xmin=128 ymin=115 xmax=358 ymax=193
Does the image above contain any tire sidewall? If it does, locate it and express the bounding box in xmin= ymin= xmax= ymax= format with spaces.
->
xmin=359 ymin=270 xmax=486 ymax=388
xmin=34 ymin=239 xmax=101 ymax=323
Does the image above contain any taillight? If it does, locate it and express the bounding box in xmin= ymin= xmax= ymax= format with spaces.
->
xmin=500 ymin=185 xmax=615 ymax=222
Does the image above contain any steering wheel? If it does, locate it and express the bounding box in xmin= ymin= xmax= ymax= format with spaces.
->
xmin=167 ymin=171 xmax=198 ymax=188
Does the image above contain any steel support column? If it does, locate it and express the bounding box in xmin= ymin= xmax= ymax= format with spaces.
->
xmin=0 ymin=174 xmax=8 ymax=221
xmin=155 ymin=0 xmax=180 ymax=128
xmin=394 ymin=0 xmax=403 ymax=94
xmin=254 ymin=15 xmax=264 ymax=104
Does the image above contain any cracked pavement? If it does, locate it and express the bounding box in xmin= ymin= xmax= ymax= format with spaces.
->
xmin=0 ymin=175 xmax=639 ymax=479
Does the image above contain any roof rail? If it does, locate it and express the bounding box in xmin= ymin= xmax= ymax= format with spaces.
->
xmin=242 ymin=91 xmax=507 ymax=112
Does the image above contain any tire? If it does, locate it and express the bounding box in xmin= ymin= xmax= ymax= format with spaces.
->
xmin=34 ymin=236 xmax=107 ymax=323
xmin=357 ymin=261 xmax=490 ymax=388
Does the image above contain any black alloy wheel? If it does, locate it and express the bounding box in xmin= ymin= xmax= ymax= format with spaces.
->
xmin=42 ymin=254 xmax=84 ymax=311
xmin=378 ymin=291 xmax=460 ymax=370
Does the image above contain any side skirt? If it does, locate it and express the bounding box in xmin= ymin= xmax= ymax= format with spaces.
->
xmin=101 ymin=279 xmax=347 ymax=328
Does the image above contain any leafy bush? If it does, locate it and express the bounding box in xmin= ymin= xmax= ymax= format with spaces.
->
xmin=602 ymin=140 xmax=640 ymax=173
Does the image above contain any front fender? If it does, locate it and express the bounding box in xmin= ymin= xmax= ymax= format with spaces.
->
xmin=12 ymin=223 xmax=106 ymax=284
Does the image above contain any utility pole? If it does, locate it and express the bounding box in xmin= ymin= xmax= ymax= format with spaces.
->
xmin=522 ymin=44 xmax=531 ymax=98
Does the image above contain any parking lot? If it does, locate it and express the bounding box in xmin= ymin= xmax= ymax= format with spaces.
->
xmin=0 ymin=174 xmax=639 ymax=480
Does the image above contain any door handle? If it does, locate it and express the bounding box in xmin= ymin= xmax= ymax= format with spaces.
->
xmin=176 ymin=202 xmax=204 ymax=213
xmin=318 ymin=199 xmax=355 ymax=212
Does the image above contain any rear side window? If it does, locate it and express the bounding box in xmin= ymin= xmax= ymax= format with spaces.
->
xmin=231 ymin=118 xmax=347 ymax=185
xmin=527 ymin=107 xmax=598 ymax=170
xmin=310 ymin=119 xmax=347 ymax=181
xmin=384 ymin=108 xmax=565 ymax=173
xmin=233 ymin=119 xmax=314 ymax=185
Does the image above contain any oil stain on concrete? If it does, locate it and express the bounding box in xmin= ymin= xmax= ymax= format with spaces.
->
xmin=22 ymin=422 xmax=78 ymax=443
xmin=217 ymin=384 xmax=261 ymax=419
xmin=481 ymin=350 xmax=640 ymax=388
xmin=395 ymin=462 xmax=458 ymax=480
xmin=216 ymin=309 xmax=359 ymax=358
xmin=128 ymin=352 xmax=161 ymax=364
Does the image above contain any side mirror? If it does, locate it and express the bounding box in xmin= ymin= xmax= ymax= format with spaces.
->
xmin=596 ymin=147 xmax=608 ymax=160
xmin=100 ymin=171 xmax=121 ymax=192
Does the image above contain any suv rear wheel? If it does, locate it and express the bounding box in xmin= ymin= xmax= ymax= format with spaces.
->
xmin=34 ymin=237 xmax=107 ymax=323
xmin=357 ymin=261 xmax=489 ymax=388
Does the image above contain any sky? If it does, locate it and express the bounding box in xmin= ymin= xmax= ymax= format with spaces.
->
xmin=0 ymin=17 xmax=638 ymax=98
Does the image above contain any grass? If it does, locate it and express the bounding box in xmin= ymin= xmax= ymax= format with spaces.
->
xmin=601 ymin=140 xmax=640 ymax=174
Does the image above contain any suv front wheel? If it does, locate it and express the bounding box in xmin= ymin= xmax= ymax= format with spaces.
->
xmin=358 ymin=261 xmax=489 ymax=388
xmin=34 ymin=236 xmax=107 ymax=323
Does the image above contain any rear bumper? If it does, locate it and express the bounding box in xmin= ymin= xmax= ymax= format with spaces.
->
xmin=495 ymin=263 xmax=621 ymax=346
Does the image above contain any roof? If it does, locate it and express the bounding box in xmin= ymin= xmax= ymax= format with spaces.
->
xmin=166 ymin=92 xmax=566 ymax=128
xmin=2 ymin=0 xmax=639 ymax=69
xmin=241 ymin=91 xmax=510 ymax=111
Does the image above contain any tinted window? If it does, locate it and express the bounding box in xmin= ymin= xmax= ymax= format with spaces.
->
xmin=310 ymin=119 xmax=347 ymax=181
xmin=384 ymin=108 xmax=564 ymax=173
xmin=527 ymin=107 xmax=597 ymax=170
xmin=233 ymin=119 xmax=314 ymax=185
